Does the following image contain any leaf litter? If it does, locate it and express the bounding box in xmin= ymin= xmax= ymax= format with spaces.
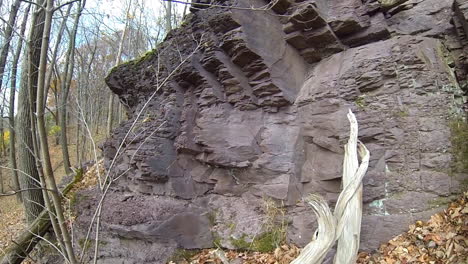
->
xmin=175 ymin=192 xmax=468 ymax=264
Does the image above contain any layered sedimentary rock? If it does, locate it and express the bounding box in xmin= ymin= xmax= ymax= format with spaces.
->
xmin=75 ymin=0 xmax=468 ymax=263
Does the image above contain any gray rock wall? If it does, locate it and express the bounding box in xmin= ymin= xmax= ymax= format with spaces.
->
xmin=75 ymin=0 xmax=468 ymax=263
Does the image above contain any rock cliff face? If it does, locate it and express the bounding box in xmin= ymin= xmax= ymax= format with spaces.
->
xmin=75 ymin=0 xmax=468 ymax=263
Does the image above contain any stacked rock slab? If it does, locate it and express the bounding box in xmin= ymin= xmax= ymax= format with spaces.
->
xmin=74 ymin=0 xmax=468 ymax=263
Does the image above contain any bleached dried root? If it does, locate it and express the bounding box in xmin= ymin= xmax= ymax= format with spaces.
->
xmin=290 ymin=195 xmax=336 ymax=264
xmin=291 ymin=110 xmax=370 ymax=264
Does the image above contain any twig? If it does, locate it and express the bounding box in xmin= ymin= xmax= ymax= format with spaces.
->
xmin=163 ymin=0 xmax=281 ymax=11
xmin=0 ymin=187 xmax=59 ymax=196
xmin=78 ymin=35 xmax=207 ymax=264
xmin=53 ymin=0 xmax=80 ymax=12
xmin=28 ymin=231 xmax=70 ymax=264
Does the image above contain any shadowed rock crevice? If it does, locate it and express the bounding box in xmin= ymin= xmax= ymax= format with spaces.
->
xmin=75 ymin=0 xmax=468 ymax=262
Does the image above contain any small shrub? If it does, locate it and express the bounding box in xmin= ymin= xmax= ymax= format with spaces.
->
xmin=355 ymin=95 xmax=367 ymax=110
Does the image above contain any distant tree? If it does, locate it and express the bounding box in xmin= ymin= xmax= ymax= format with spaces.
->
xmin=165 ymin=0 xmax=172 ymax=33
xmin=0 ymin=0 xmax=21 ymax=95
xmin=59 ymin=0 xmax=85 ymax=175
xmin=106 ymin=0 xmax=132 ymax=136
xmin=8 ymin=3 xmax=30 ymax=203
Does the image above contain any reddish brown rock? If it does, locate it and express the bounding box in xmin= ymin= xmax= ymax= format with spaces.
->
xmin=74 ymin=0 xmax=468 ymax=262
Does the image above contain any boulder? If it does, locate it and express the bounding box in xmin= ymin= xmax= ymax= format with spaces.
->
xmin=74 ymin=0 xmax=468 ymax=262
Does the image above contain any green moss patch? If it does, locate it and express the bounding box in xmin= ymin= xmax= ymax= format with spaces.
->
xmin=449 ymin=118 xmax=468 ymax=173
xmin=229 ymin=234 xmax=251 ymax=251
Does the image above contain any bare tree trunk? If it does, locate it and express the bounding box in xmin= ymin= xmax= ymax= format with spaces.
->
xmin=59 ymin=0 xmax=85 ymax=175
xmin=0 ymin=107 xmax=4 ymax=158
xmin=183 ymin=2 xmax=188 ymax=18
xmin=118 ymin=102 xmax=122 ymax=124
xmin=106 ymin=94 xmax=115 ymax=135
xmin=106 ymin=0 xmax=131 ymax=136
xmin=0 ymin=0 xmax=21 ymax=95
xmin=43 ymin=3 xmax=72 ymax=107
xmin=20 ymin=1 xmax=69 ymax=256
xmin=0 ymin=163 xmax=3 ymax=194
xmin=76 ymin=116 xmax=80 ymax=165
xmin=165 ymin=0 xmax=172 ymax=33
xmin=35 ymin=0 xmax=78 ymax=262
xmin=9 ymin=4 xmax=31 ymax=203
xmin=16 ymin=0 xmax=46 ymax=224
xmin=17 ymin=69 xmax=45 ymax=224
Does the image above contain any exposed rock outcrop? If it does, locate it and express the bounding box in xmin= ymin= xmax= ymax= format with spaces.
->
xmin=75 ymin=0 xmax=468 ymax=263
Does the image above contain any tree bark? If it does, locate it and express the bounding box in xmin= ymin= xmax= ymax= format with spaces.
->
xmin=0 ymin=106 xmax=5 ymax=158
xmin=43 ymin=4 xmax=72 ymax=108
xmin=16 ymin=0 xmax=46 ymax=224
xmin=106 ymin=0 xmax=131 ymax=136
xmin=59 ymin=0 xmax=85 ymax=175
xmin=0 ymin=158 xmax=3 ymax=194
xmin=0 ymin=0 xmax=21 ymax=95
xmin=9 ymin=4 xmax=31 ymax=203
xmin=35 ymin=0 xmax=78 ymax=262
xmin=165 ymin=0 xmax=172 ymax=33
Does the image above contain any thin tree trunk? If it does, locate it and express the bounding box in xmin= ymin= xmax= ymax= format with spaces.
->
xmin=118 ymin=102 xmax=122 ymax=124
xmin=35 ymin=0 xmax=77 ymax=262
xmin=0 ymin=107 xmax=4 ymax=158
xmin=9 ymin=4 xmax=31 ymax=203
xmin=76 ymin=116 xmax=80 ymax=165
xmin=43 ymin=4 xmax=72 ymax=107
xmin=0 ymin=0 xmax=21 ymax=95
xmin=165 ymin=0 xmax=172 ymax=33
xmin=106 ymin=94 xmax=115 ymax=135
xmin=22 ymin=1 xmax=68 ymax=256
xmin=183 ymin=2 xmax=187 ymax=18
xmin=59 ymin=0 xmax=85 ymax=175
xmin=0 ymin=159 xmax=3 ymax=194
xmin=54 ymin=78 xmax=60 ymax=145
xmin=106 ymin=0 xmax=131 ymax=136
xmin=172 ymin=2 xmax=177 ymax=27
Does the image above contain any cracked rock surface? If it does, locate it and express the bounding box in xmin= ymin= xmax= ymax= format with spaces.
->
xmin=74 ymin=0 xmax=468 ymax=262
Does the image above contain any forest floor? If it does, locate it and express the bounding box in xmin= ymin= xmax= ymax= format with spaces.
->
xmin=0 ymin=127 xmax=105 ymax=256
xmin=184 ymin=192 xmax=468 ymax=264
